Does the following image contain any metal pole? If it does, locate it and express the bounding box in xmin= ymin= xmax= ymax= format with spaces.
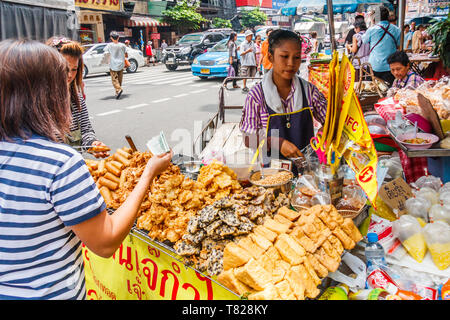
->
xmin=326 ymin=0 xmax=336 ymax=51
xmin=398 ymin=0 xmax=406 ymax=50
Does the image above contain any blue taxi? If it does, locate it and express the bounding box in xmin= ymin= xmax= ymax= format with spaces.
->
xmin=191 ymin=36 xmax=245 ymax=79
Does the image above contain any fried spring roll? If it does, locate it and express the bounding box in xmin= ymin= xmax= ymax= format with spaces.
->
xmin=98 ymin=177 xmax=118 ymax=191
xmin=113 ymin=152 xmax=131 ymax=167
xmin=116 ymin=148 xmax=132 ymax=159
xmin=104 ymin=172 xmax=120 ymax=184
xmin=105 ymin=162 xmax=121 ymax=177
xmin=99 ymin=186 xmax=113 ymax=204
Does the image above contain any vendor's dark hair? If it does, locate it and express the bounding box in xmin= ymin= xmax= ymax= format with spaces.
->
xmin=268 ymin=29 xmax=302 ymax=55
xmin=354 ymin=21 xmax=367 ymax=31
xmin=355 ymin=14 xmax=365 ymax=22
xmin=380 ymin=7 xmax=390 ymax=21
xmin=0 ymin=39 xmax=71 ymax=141
xmin=387 ymin=50 xmax=410 ymax=67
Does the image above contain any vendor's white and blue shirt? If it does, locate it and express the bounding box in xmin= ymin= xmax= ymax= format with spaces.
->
xmin=0 ymin=135 xmax=105 ymax=299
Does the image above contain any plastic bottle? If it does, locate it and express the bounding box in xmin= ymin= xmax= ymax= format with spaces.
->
xmin=318 ymin=283 xmax=349 ymax=300
xmin=365 ymin=233 xmax=387 ymax=271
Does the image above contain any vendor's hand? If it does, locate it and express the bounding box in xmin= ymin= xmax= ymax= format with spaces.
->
xmin=91 ymin=140 xmax=110 ymax=158
xmin=144 ymin=149 xmax=173 ymax=178
xmin=280 ymin=140 xmax=304 ymax=159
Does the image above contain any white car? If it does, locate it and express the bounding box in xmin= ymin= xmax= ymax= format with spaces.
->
xmin=82 ymin=43 xmax=145 ymax=78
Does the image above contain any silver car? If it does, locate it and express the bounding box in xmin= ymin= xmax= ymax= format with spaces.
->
xmin=82 ymin=43 xmax=146 ymax=78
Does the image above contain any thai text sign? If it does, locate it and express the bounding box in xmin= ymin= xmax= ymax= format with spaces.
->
xmin=82 ymin=233 xmax=239 ymax=300
xmin=75 ymin=0 xmax=121 ymax=11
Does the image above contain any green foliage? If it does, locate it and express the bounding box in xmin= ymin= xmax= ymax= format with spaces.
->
xmin=239 ymin=8 xmax=267 ymax=29
xmin=212 ymin=17 xmax=232 ymax=29
xmin=162 ymin=0 xmax=207 ymax=30
xmin=427 ymin=17 xmax=450 ymax=69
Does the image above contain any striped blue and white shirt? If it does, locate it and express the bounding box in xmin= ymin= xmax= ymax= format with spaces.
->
xmin=0 ymin=135 xmax=106 ymax=300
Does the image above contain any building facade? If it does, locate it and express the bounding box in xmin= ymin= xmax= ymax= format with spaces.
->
xmin=0 ymin=0 xmax=78 ymax=41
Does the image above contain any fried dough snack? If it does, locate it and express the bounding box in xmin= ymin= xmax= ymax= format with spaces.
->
xmin=218 ymin=204 xmax=363 ymax=300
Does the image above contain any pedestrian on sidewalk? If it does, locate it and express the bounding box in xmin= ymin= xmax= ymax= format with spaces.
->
xmin=240 ymin=30 xmax=257 ymax=93
xmin=227 ymin=32 xmax=240 ymax=89
xmin=254 ymin=35 xmax=263 ymax=76
xmin=47 ymin=36 xmax=109 ymax=158
xmin=161 ymin=39 xmax=168 ymax=50
xmin=0 ymin=39 xmax=173 ymax=300
xmin=146 ymin=41 xmax=156 ymax=66
xmin=362 ymin=7 xmax=400 ymax=86
xmin=260 ymin=28 xmax=273 ymax=74
xmin=103 ymin=31 xmax=127 ymax=99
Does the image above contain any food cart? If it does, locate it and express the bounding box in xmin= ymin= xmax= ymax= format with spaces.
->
xmin=82 ymin=54 xmax=449 ymax=301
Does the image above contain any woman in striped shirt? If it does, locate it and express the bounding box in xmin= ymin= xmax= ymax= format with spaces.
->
xmin=0 ymin=39 xmax=172 ymax=299
xmin=47 ymin=37 xmax=109 ymax=158
xmin=239 ymin=29 xmax=327 ymax=171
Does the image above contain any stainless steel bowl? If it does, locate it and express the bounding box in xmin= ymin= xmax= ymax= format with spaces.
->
xmin=249 ymin=168 xmax=294 ymax=194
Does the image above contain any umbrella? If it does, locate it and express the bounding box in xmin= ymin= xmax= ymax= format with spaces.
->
xmin=407 ymin=15 xmax=445 ymax=26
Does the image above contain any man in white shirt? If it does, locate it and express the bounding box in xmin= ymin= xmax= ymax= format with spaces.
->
xmin=240 ymin=30 xmax=257 ymax=93
xmin=104 ymin=31 xmax=128 ymax=99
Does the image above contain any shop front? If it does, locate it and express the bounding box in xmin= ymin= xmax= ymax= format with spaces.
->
xmin=77 ymin=11 xmax=105 ymax=44
xmin=122 ymin=15 xmax=170 ymax=51
xmin=0 ymin=0 xmax=78 ymax=41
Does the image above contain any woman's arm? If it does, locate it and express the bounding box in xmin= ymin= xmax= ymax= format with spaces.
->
xmin=70 ymin=151 xmax=172 ymax=258
xmin=350 ymin=36 xmax=359 ymax=54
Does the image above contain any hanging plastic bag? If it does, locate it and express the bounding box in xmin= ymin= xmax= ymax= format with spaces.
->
xmin=439 ymin=191 xmax=450 ymax=206
xmin=423 ymin=221 xmax=450 ymax=270
xmin=392 ymin=215 xmax=427 ymax=263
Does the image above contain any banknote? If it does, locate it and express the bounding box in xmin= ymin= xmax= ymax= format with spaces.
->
xmin=146 ymin=131 xmax=170 ymax=155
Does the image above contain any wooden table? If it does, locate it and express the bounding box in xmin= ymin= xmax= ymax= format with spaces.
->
xmin=408 ymin=53 xmax=440 ymax=77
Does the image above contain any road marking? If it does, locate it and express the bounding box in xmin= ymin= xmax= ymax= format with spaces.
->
xmin=173 ymin=93 xmax=189 ymax=98
xmin=96 ymin=109 xmax=122 ymax=116
xmin=126 ymin=103 xmax=149 ymax=110
xmin=190 ymin=82 xmax=210 ymax=87
xmin=191 ymin=89 xmax=208 ymax=94
xmin=151 ymin=97 xmax=171 ymax=103
xmin=127 ymin=73 xmax=193 ymax=85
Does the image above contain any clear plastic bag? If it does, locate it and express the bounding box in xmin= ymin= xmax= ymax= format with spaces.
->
xmin=311 ymin=191 xmax=331 ymax=206
xmin=439 ymin=191 xmax=450 ymax=206
xmin=295 ymin=174 xmax=320 ymax=196
xmin=291 ymin=189 xmax=312 ymax=208
xmin=392 ymin=215 xmax=427 ymax=263
xmin=378 ymin=156 xmax=403 ymax=181
xmin=415 ymin=187 xmax=440 ymax=205
xmin=429 ymin=203 xmax=450 ymax=225
xmin=440 ymin=182 xmax=450 ymax=194
xmin=414 ymin=175 xmax=443 ymax=192
xmin=405 ymin=196 xmax=431 ymax=222
xmin=423 ymin=221 xmax=450 ymax=270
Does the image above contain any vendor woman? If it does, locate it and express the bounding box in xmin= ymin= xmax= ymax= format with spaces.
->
xmin=239 ymin=29 xmax=327 ymax=170
xmin=387 ymin=50 xmax=424 ymax=91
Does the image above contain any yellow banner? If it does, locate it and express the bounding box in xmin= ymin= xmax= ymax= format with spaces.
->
xmin=82 ymin=233 xmax=239 ymax=300
xmin=75 ymin=0 xmax=121 ymax=11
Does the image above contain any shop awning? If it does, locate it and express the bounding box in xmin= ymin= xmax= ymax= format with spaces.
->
xmin=124 ymin=15 xmax=169 ymax=27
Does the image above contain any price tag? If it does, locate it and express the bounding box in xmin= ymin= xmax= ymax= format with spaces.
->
xmin=378 ymin=177 xmax=413 ymax=216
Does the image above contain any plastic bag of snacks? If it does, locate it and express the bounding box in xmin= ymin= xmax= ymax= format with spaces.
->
xmin=405 ymin=196 xmax=431 ymax=223
xmin=311 ymin=191 xmax=331 ymax=206
xmin=392 ymin=215 xmax=427 ymax=263
xmin=372 ymin=195 xmax=398 ymax=221
xmin=415 ymin=187 xmax=439 ymax=206
xmin=423 ymin=221 xmax=450 ymax=270
xmin=439 ymin=191 xmax=450 ymax=206
xmin=429 ymin=203 xmax=450 ymax=224
xmin=414 ymin=175 xmax=443 ymax=192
